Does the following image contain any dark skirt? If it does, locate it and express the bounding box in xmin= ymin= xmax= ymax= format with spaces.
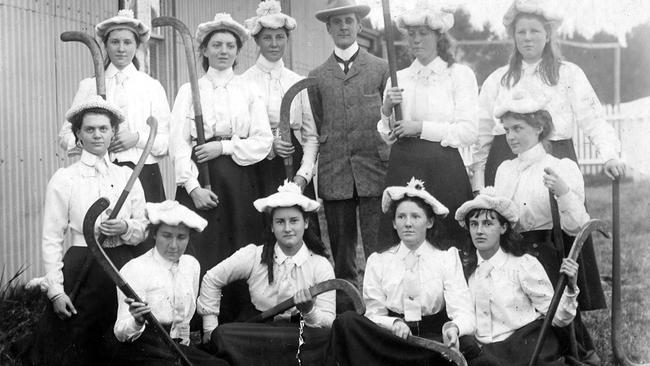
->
xmin=29 ymin=246 xmax=133 ymax=366
xmin=378 ymin=138 xmax=473 ymax=253
xmin=326 ymin=311 xmax=481 ymax=366
xmin=113 ymin=161 xmax=166 ymax=203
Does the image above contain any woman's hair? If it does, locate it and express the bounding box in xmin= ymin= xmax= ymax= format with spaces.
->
xmin=464 ymin=208 xmax=524 ymax=276
xmin=102 ymin=29 xmax=141 ymax=70
xmin=260 ymin=205 xmax=328 ymax=284
xmin=434 ymin=30 xmax=456 ymax=66
xmin=199 ymin=29 xmax=243 ymax=72
xmin=500 ymin=109 xmax=554 ymax=142
xmin=501 ymin=12 xmax=562 ymax=88
xmin=253 ymin=27 xmax=290 ymax=43
xmin=379 ymin=196 xmax=449 ymax=252
xmin=69 ymin=107 xmax=121 ymax=136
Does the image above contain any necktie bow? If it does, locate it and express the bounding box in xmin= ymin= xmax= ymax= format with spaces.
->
xmin=334 ymin=50 xmax=359 ymax=74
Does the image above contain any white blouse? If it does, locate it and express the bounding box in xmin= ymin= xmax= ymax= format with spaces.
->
xmin=58 ymin=63 xmax=171 ymax=165
xmin=363 ymin=242 xmax=475 ymax=337
xmin=377 ymin=57 xmax=478 ymax=151
xmin=472 ymin=61 xmax=620 ymax=189
xmin=242 ymin=56 xmax=319 ymax=183
xmin=197 ymin=243 xmax=335 ymax=334
xmin=41 ymin=150 xmax=147 ymax=299
xmin=114 ymin=249 xmax=199 ymax=345
xmin=468 ymin=248 xmax=578 ymax=344
xmin=170 ymin=67 xmax=273 ymax=194
xmin=494 ymin=143 xmax=590 ymax=235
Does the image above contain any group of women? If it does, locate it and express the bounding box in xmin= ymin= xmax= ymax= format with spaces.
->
xmin=27 ymin=0 xmax=625 ymax=365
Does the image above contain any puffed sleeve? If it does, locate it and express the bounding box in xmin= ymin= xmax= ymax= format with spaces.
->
xmin=302 ymin=256 xmax=336 ymax=327
xmin=471 ymin=69 xmax=503 ymax=190
xmin=113 ymin=259 xmax=147 ymax=342
xmin=197 ymin=244 xmax=258 ymax=333
xmin=553 ymin=158 xmax=590 ymax=235
xmin=518 ymin=254 xmax=578 ymax=327
xmin=441 ymin=247 xmax=476 ymax=337
xmin=363 ymin=253 xmax=399 ymax=329
xmin=420 ymin=64 xmax=479 ymax=149
xmin=41 ymin=169 xmax=72 ymax=300
xmin=135 ymin=78 xmax=171 ymax=158
xmin=169 ymin=83 xmax=201 ymax=195
xmin=59 ymin=78 xmax=96 ymax=152
xmin=220 ymin=89 xmax=273 ymax=165
xmin=294 ymin=88 xmax=319 ymax=183
xmin=565 ymin=63 xmax=620 ymax=162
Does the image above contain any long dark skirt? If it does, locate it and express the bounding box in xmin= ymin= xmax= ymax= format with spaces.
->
xmin=326 ymin=311 xmax=481 ymax=366
xmin=106 ymin=325 xmax=227 ymax=366
xmin=378 ymin=139 xmax=473 ymax=252
xmin=29 ymin=246 xmax=133 ymax=366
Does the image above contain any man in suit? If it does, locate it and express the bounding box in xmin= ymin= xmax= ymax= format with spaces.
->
xmin=309 ymin=0 xmax=389 ymax=285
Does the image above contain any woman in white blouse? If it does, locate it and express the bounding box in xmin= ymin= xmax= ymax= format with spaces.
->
xmin=30 ymin=96 xmax=147 ymax=366
xmin=170 ymin=13 xmax=273 ymax=277
xmin=378 ymin=5 xmax=478 ymax=253
xmin=197 ymin=181 xmax=334 ymax=365
xmin=59 ymin=9 xmax=171 ymax=205
xmin=328 ymin=178 xmax=480 ymax=366
xmin=456 ymin=188 xmax=579 ymax=365
xmin=109 ymin=200 xmax=227 ymax=366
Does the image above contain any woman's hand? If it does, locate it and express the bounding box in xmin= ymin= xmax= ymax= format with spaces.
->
xmin=294 ymin=288 xmax=314 ymax=314
xmin=202 ymin=329 xmax=213 ymax=344
xmin=604 ymin=158 xmax=626 ymax=180
xmin=391 ymin=319 xmax=411 ymax=339
xmin=391 ymin=120 xmax=423 ymax=139
xmin=442 ymin=324 xmax=460 ymax=350
xmin=560 ymin=258 xmax=580 ymax=292
xmin=382 ymin=87 xmax=403 ymax=116
xmin=194 ymin=141 xmax=223 ymax=163
xmin=293 ymin=175 xmax=307 ymax=191
xmin=190 ymin=187 xmax=219 ymax=210
xmin=52 ymin=294 xmax=77 ymax=319
xmin=125 ymin=298 xmax=150 ymax=326
xmin=99 ymin=219 xmax=128 ymax=236
xmin=109 ymin=129 xmax=139 ymax=153
xmin=543 ymin=167 xmax=569 ymax=196
xmin=273 ymin=139 xmax=295 ymax=158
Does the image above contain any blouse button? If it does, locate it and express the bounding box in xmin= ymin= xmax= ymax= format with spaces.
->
xmin=532 ymin=243 xmax=539 ymax=248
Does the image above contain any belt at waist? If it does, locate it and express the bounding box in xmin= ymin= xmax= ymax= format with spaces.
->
xmin=387 ymin=309 xmax=449 ymax=336
xmin=192 ymin=135 xmax=232 ymax=143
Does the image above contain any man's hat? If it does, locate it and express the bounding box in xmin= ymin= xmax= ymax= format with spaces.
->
xmin=314 ymin=0 xmax=371 ymax=23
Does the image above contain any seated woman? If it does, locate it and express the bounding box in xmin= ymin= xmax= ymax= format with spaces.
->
xmin=197 ymin=181 xmax=335 ymax=366
xmin=455 ymin=188 xmax=579 ymax=366
xmin=110 ymin=200 xmax=227 ymax=366
xmin=328 ymin=178 xmax=480 ymax=366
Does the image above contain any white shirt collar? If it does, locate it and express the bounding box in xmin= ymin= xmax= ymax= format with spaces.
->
xmin=273 ymin=242 xmax=309 ymax=267
xmin=477 ymin=247 xmax=507 ymax=270
xmin=517 ymin=142 xmax=546 ymax=163
xmin=152 ymin=247 xmax=178 ymax=270
xmin=410 ymin=56 xmax=448 ymax=75
xmin=256 ymin=55 xmax=285 ymax=74
xmin=206 ymin=66 xmax=235 ymax=88
xmin=105 ymin=62 xmax=137 ymax=79
xmin=334 ymin=42 xmax=359 ymax=61
xmin=396 ymin=240 xmax=433 ymax=259
xmin=522 ymin=59 xmax=542 ymax=72
xmin=80 ymin=149 xmax=112 ymax=168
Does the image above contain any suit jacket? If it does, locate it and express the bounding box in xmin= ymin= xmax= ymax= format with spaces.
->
xmin=308 ymin=48 xmax=390 ymax=200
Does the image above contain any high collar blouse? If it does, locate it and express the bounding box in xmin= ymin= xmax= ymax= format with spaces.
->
xmin=472 ymin=60 xmax=620 ymax=189
xmin=242 ymin=55 xmax=319 ymax=182
xmin=41 ymin=150 xmax=146 ymax=299
xmin=58 ymin=63 xmax=171 ymax=165
xmin=170 ymin=67 xmax=273 ymax=194
xmin=469 ymin=248 xmax=578 ymax=344
xmin=377 ymin=57 xmax=478 ymax=151
xmin=363 ymin=241 xmax=475 ymax=337
xmin=114 ymin=249 xmax=199 ymax=345
xmin=494 ymin=143 xmax=590 ymax=235
xmin=197 ymin=243 xmax=335 ymax=334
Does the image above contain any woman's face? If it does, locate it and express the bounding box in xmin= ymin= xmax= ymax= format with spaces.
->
xmin=105 ymin=29 xmax=138 ymax=69
xmin=203 ymin=31 xmax=238 ymax=71
xmin=272 ymin=206 xmax=307 ymax=256
xmin=393 ymin=200 xmax=434 ymax=248
xmin=256 ymin=28 xmax=287 ymax=63
xmin=154 ymin=223 xmax=191 ymax=262
xmin=514 ymin=15 xmax=548 ymax=63
xmin=468 ymin=211 xmax=507 ymax=259
xmin=76 ymin=113 xmax=115 ymax=156
xmin=406 ymin=26 xmax=438 ymax=65
xmin=502 ymin=115 xmax=542 ymax=154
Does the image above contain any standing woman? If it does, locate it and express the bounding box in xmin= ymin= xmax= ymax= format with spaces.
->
xmin=242 ymin=0 xmax=320 ymax=235
xmin=170 ymin=13 xmax=273 ymax=274
xmin=471 ymin=0 xmax=625 ymax=191
xmin=59 ymin=9 xmax=171 ymax=204
xmin=377 ymin=4 xmax=478 ymax=253
xmin=29 ymin=96 xmax=147 ymax=366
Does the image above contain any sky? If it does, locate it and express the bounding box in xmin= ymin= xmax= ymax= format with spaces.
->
xmin=359 ymin=0 xmax=650 ymax=46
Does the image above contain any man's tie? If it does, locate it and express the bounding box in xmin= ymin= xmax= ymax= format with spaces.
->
xmin=113 ymin=71 xmax=128 ymax=113
xmin=403 ymin=250 xmax=422 ymax=321
xmin=475 ymin=260 xmax=495 ymax=340
xmin=169 ymin=262 xmax=189 ymax=343
xmin=334 ymin=50 xmax=359 ymax=74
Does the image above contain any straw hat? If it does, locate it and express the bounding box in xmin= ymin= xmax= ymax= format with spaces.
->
xmin=254 ymin=180 xmax=320 ymax=213
xmin=244 ymin=0 xmax=297 ymax=36
xmin=455 ymin=187 xmax=519 ymax=228
xmin=146 ymin=200 xmax=208 ymax=232
xmin=381 ymin=177 xmax=449 ymax=216
xmin=502 ymin=0 xmax=563 ymax=30
xmin=397 ymin=1 xmax=455 ymax=33
xmin=314 ymin=0 xmax=371 ymax=23
xmin=493 ymin=86 xmax=550 ymax=118
xmin=196 ymin=13 xmax=250 ymax=45
xmin=65 ymin=95 xmax=125 ymax=124
xmin=95 ymin=9 xmax=151 ymax=43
